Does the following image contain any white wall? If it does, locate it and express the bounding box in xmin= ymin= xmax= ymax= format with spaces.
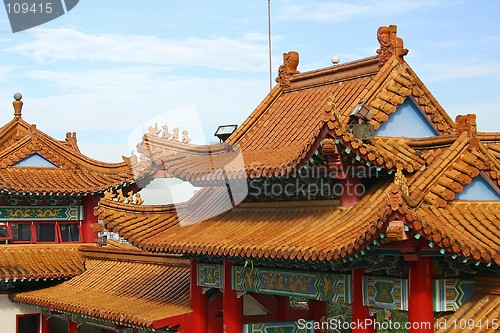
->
xmin=0 ymin=294 xmax=42 ymax=333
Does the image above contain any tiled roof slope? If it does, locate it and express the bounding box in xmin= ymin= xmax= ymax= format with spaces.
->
xmin=413 ymin=202 xmax=499 ymax=263
xmin=0 ymin=108 xmax=153 ymax=194
xmin=95 ymin=130 xmax=500 ymax=265
xmin=403 ymin=133 xmax=500 ymax=207
xmin=133 ymin=26 xmax=464 ymax=183
xmin=137 ymin=57 xmax=381 ymax=183
xmin=95 ymin=181 xmax=500 ymax=265
xmin=96 ymin=183 xmax=393 ymax=261
xmin=435 ymin=276 xmax=500 ymax=333
xmin=0 ymin=244 xmax=85 ymax=281
xmin=95 ymin=25 xmax=499 ymax=265
xmin=10 ymin=246 xmax=191 ymax=329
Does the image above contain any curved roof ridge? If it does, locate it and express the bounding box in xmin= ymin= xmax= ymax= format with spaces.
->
xmin=0 ymin=117 xmax=155 ymax=194
xmin=10 ymin=253 xmax=191 ymax=329
xmin=0 ymin=243 xmax=86 ymax=281
xmin=406 ymin=132 xmax=470 ymax=207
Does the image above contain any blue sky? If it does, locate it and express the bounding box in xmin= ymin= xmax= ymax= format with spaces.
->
xmin=0 ymin=0 xmax=499 ymax=163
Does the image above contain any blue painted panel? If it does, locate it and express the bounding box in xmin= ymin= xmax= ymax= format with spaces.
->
xmin=455 ymin=175 xmax=500 ymax=200
xmin=376 ymin=98 xmax=438 ymax=137
xmin=243 ymin=321 xmax=314 ymax=333
xmin=14 ymin=154 xmax=57 ymax=168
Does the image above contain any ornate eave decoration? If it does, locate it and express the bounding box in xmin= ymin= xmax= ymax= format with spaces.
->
xmin=376 ymin=25 xmax=408 ymax=67
xmin=275 ymin=51 xmax=300 ymax=88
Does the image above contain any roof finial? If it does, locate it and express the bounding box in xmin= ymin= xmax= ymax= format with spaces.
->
xmin=276 ymin=51 xmax=300 ymax=88
xmin=376 ymin=25 xmax=408 ymax=67
xmin=13 ymin=92 xmax=23 ymax=118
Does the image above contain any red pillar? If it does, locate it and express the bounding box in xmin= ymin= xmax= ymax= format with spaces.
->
xmin=276 ymin=296 xmax=290 ymax=321
xmin=340 ymin=176 xmax=362 ymax=208
xmin=41 ymin=315 xmax=50 ymax=333
xmin=68 ymin=321 xmax=79 ymax=333
xmin=223 ymin=260 xmax=243 ymax=333
xmin=408 ymin=257 xmax=434 ymax=333
xmin=308 ymin=300 xmax=327 ymax=333
xmin=191 ymin=259 xmax=208 ymax=333
xmin=351 ymin=269 xmax=376 ymax=333
xmin=82 ymin=195 xmax=99 ymax=242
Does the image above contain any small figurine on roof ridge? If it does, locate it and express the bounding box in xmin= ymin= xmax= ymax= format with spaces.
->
xmin=103 ymin=188 xmax=115 ymax=200
xmin=276 ymin=51 xmax=300 ymax=88
xmin=182 ymin=130 xmax=191 ymax=144
xmin=156 ymin=124 xmax=192 ymax=143
xmin=134 ymin=193 xmax=144 ymax=205
xmin=171 ymin=127 xmax=179 ymax=141
xmin=129 ymin=150 xmax=138 ymax=163
xmin=324 ymin=92 xmax=342 ymax=123
xmin=394 ymin=167 xmax=409 ymax=196
xmin=116 ymin=188 xmax=126 ymax=203
xmin=376 ymin=25 xmax=408 ymax=68
xmin=147 ymin=123 xmax=161 ymax=136
xmin=161 ymin=124 xmax=171 ymax=139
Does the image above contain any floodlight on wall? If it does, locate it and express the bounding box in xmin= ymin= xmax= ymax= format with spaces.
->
xmin=214 ymin=124 xmax=238 ymax=143
xmin=350 ymin=102 xmax=373 ymax=123
xmin=348 ymin=102 xmax=375 ymax=140
xmin=95 ymin=235 xmax=107 ymax=247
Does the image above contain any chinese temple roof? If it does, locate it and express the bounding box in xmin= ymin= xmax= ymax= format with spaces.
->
xmin=95 ymin=172 xmax=500 ymax=265
xmin=435 ymin=276 xmax=499 ymax=332
xmin=0 ymin=244 xmax=85 ymax=281
xmin=10 ymin=246 xmax=191 ymax=330
xmin=0 ymin=95 xmax=153 ymax=195
xmin=132 ymin=26 xmax=466 ymax=185
xmin=95 ymin=25 xmax=500 ymax=267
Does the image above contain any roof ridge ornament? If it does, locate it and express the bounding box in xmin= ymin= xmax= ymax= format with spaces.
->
xmin=394 ymin=167 xmax=409 ymax=196
xmin=13 ymin=92 xmax=23 ymax=119
xmin=276 ymin=51 xmax=300 ymax=88
xmin=103 ymin=188 xmax=144 ymax=205
xmin=376 ymin=25 xmax=408 ymax=68
xmin=455 ymin=114 xmax=477 ymax=138
xmin=324 ymin=92 xmax=342 ymax=123
xmin=156 ymin=124 xmax=191 ymax=143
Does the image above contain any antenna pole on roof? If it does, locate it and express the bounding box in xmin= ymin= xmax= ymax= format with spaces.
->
xmin=267 ymin=0 xmax=272 ymax=92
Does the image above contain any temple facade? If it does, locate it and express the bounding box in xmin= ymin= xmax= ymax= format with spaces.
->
xmin=0 ymin=95 xmax=155 ymax=333
xmin=2 ymin=25 xmax=500 ymax=333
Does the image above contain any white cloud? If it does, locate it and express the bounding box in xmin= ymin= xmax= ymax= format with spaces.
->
xmin=446 ymin=102 xmax=499 ymax=133
xmin=9 ymin=67 xmax=267 ymax=144
xmin=420 ymin=61 xmax=500 ymax=81
xmin=275 ymin=0 xmax=439 ymax=22
xmin=9 ymin=27 xmax=269 ymax=72
xmin=77 ymin=142 xmax=130 ymax=163
xmin=0 ymin=66 xmax=16 ymax=82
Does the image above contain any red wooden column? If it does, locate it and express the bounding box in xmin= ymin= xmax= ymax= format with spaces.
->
xmin=352 ymin=269 xmax=375 ymax=333
xmin=191 ymin=259 xmax=208 ymax=333
xmin=408 ymin=257 xmax=434 ymax=333
xmin=81 ymin=195 xmax=99 ymax=242
xmin=223 ymin=260 xmax=243 ymax=333
xmin=308 ymin=300 xmax=327 ymax=333
xmin=276 ymin=296 xmax=290 ymax=321
xmin=41 ymin=315 xmax=50 ymax=333
xmin=68 ymin=321 xmax=80 ymax=333
xmin=342 ymin=177 xmax=374 ymax=333
xmin=340 ymin=176 xmax=362 ymax=208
